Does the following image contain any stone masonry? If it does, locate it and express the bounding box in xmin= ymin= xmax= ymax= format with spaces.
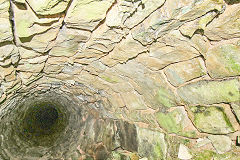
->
xmin=0 ymin=0 xmax=240 ymax=159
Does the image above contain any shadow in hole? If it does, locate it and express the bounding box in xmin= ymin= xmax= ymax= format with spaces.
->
xmin=224 ymin=0 xmax=240 ymax=4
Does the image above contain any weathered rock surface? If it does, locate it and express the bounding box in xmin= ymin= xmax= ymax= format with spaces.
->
xmin=164 ymin=58 xmax=206 ymax=86
xmin=189 ymin=105 xmax=235 ymax=134
xmin=26 ymin=0 xmax=71 ymax=15
xmin=65 ymin=0 xmax=114 ymax=31
xmin=49 ymin=26 xmax=91 ymax=57
xmin=101 ymin=34 xmax=147 ymax=67
xmin=205 ymin=43 xmax=240 ymax=78
xmin=123 ymin=0 xmax=165 ymax=28
xmin=0 ymin=0 xmax=240 ymax=159
xmin=231 ymin=102 xmax=240 ymax=122
xmin=132 ymin=0 xmax=224 ymax=45
xmin=137 ymin=30 xmax=201 ymax=70
xmin=177 ymin=79 xmax=240 ymax=105
xmin=136 ymin=127 xmax=167 ymax=159
xmin=205 ymin=4 xmax=240 ymax=41
xmin=0 ymin=0 xmax=13 ymax=43
xmin=13 ymin=2 xmax=64 ymax=52
xmin=155 ymin=106 xmax=198 ymax=137
xmin=208 ymin=135 xmax=232 ymax=154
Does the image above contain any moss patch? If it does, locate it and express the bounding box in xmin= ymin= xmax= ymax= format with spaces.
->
xmin=154 ymin=88 xmax=176 ymax=108
xmin=155 ymin=110 xmax=182 ymax=134
xmin=177 ymin=79 xmax=240 ymax=104
xmin=190 ymin=105 xmax=234 ymax=134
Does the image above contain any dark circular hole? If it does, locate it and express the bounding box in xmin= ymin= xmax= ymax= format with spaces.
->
xmin=19 ymin=101 xmax=68 ymax=147
xmin=25 ymin=104 xmax=59 ymax=134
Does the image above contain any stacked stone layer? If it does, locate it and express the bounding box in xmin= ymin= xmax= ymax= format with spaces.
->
xmin=0 ymin=0 xmax=240 ymax=159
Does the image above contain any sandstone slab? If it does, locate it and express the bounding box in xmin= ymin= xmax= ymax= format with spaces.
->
xmin=123 ymin=0 xmax=165 ymax=28
xmin=138 ymin=30 xmax=201 ymax=70
xmin=155 ymin=106 xmax=198 ymax=137
xmin=101 ymin=34 xmax=147 ymax=67
xmin=0 ymin=0 xmax=13 ymax=43
xmin=132 ymin=0 xmax=224 ymax=45
xmin=178 ymin=144 xmax=192 ymax=160
xmin=205 ymin=44 xmax=240 ymax=78
xmin=26 ymin=0 xmax=71 ymax=15
xmin=65 ymin=0 xmax=114 ymax=31
xmin=190 ymin=105 xmax=235 ymax=134
xmin=205 ymin=4 xmax=240 ymax=40
xmin=13 ymin=3 xmax=63 ymax=52
xmin=231 ymin=102 xmax=240 ymax=122
xmin=208 ymin=135 xmax=232 ymax=154
xmin=164 ymin=58 xmax=206 ymax=86
xmin=115 ymin=61 xmax=177 ymax=109
xmin=0 ymin=44 xmax=19 ymax=63
xmin=136 ymin=127 xmax=167 ymax=159
xmin=17 ymin=55 xmax=48 ymax=73
xmin=49 ymin=26 xmax=91 ymax=57
xmin=177 ymin=79 xmax=240 ymax=105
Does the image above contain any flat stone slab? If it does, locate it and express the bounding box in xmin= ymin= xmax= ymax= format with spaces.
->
xmin=177 ymin=79 xmax=240 ymax=105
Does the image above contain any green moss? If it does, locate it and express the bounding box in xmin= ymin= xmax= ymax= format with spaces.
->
xmin=154 ymin=142 xmax=164 ymax=159
xmin=181 ymin=131 xmax=197 ymax=138
xmin=191 ymin=106 xmax=234 ymax=134
xmin=154 ymin=88 xmax=176 ymax=108
xmin=101 ymin=75 xmax=119 ymax=83
xmin=221 ymin=109 xmax=234 ymax=130
xmin=193 ymin=150 xmax=216 ymax=160
xmin=193 ymin=150 xmax=240 ymax=160
xmin=221 ymin=45 xmax=240 ymax=73
xmin=155 ymin=110 xmax=182 ymax=133
xmin=178 ymin=79 xmax=240 ymax=105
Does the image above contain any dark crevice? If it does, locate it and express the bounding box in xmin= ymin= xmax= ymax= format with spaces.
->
xmin=0 ymin=41 xmax=14 ymax=47
xmin=9 ymin=0 xmax=17 ymax=45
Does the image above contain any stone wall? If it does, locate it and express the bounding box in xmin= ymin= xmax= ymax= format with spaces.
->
xmin=0 ymin=0 xmax=240 ymax=159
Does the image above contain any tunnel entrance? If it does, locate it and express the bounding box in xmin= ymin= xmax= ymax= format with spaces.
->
xmin=0 ymin=84 xmax=118 ymax=159
xmin=18 ymin=100 xmax=69 ymax=147
xmin=23 ymin=103 xmax=60 ymax=137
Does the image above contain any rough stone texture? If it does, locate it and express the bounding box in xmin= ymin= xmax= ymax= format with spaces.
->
xmin=13 ymin=2 xmax=64 ymax=52
xmin=177 ymin=79 xmax=240 ymax=105
xmin=101 ymin=34 xmax=147 ymax=67
xmin=49 ymin=26 xmax=91 ymax=57
xmin=123 ymin=0 xmax=165 ymax=28
xmin=189 ymin=105 xmax=235 ymax=134
xmin=208 ymin=135 xmax=232 ymax=154
xmin=164 ymin=57 xmax=206 ymax=86
xmin=0 ymin=0 xmax=240 ymax=159
xmin=232 ymin=102 xmax=240 ymax=122
xmin=136 ymin=127 xmax=167 ymax=159
xmin=205 ymin=43 xmax=240 ymax=78
xmin=155 ymin=106 xmax=198 ymax=137
xmin=0 ymin=0 xmax=13 ymax=43
xmin=65 ymin=0 xmax=114 ymax=31
xmin=26 ymin=0 xmax=71 ymax=15
xmin=205 ymin=4 xmax=240 ymax=41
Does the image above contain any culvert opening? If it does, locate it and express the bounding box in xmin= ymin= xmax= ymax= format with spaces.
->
xmin=0 ymin=87 xmax=87 ymax=159
xmin=19 ymin=101 xmax=67 ymax=147
xmin=24 ymin=103 xmax=59 ymax=134
xmin=0 ymin=83 xmax=121 ymax=159
xmin=12 ymin=97 xmax=71 ymax=148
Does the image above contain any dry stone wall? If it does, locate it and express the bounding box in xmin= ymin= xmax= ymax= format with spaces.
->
xmin=0 ymin=0 xmax=240 ymax=159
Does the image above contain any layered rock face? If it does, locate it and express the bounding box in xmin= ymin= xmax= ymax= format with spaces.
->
xmin=0 ymin=0 xmax=240 ymax=159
